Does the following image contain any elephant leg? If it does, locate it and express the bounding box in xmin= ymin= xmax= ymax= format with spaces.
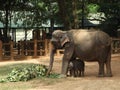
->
xmin=61 ymin=43 xmax=74 ymax=77
xmin=74 ymin=70 xmax=77 ymax=77
xmin=81 ymin=71 xmax=84 ymax=77
xmin=78 ymin=70 xmax=81 ymax=77
xmin=61 ymin=58 xmax=70 ymax=76
xmin=80 ymin=70 xmax=84 ymax=77
xmin=74 ymin=70 xmax=76 ymax=77
xmin=69 ymin=69 xmax=74 ymax=77
xmin=105 ymin=51 xmax=112 ymax=77
xmin=69 ymin=70 xmax=72 ymax=76
xmin=73 ymin=70 xmax=76 ymax=77
xmin=98 ymin=61 xmax=105 ymax=77
xmin=105 ymin=61 xmax=112 ymax=77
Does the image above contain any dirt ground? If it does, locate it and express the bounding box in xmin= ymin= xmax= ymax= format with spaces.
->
xmin=1 ymin=54 xmax=120 ymax=90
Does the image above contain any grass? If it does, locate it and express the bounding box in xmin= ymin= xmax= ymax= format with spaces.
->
xmin=0 ymin=63 xmax=62 ymax=90
xmin=0 ymin=63 xmax=34 ymax=78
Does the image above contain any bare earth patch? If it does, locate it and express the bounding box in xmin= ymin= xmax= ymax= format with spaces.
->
xmin=0 ymin=54 xmax=120 ymax=90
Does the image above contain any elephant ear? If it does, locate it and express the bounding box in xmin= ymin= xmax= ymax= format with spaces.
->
xmin=60 ymin=34 xmax=70 ymax=47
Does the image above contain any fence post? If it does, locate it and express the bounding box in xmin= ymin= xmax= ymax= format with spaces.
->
xmin=45 ymin=39 xmax=48 ymax=56
xmin=34 ymin=39 xmax=37 ymax=58
xmin=18 ymin=41 xmax=20 ymax=55
xmin=48 ymin=41 xmax=52 ymax=56
xmin=0 ymin=40 xmax=2 ymax=60
xmin=10 ymin=41 xmax=14 ymax=60
xmin=21 ymin=41 xmax=24 ymax=56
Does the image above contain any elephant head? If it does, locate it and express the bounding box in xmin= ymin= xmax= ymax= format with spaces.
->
xmin=51 ymin=30 xmax=70 ymax=48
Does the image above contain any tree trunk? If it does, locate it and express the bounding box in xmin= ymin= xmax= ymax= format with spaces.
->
xmin=4 ymin=6 xmax=9 ymax=39
xmin=72 ymin=0 xmax=79 ymax=29
xmin=50 ymin=17 xmax=54 ymax=31
xmin=81 ymin=0 xmax=85 ymax=29
xmin=57 ymin=0 xmax=71 ymax=30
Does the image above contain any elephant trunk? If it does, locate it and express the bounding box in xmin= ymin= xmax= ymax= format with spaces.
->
xmin=46 ymin=43 xmax=56 ymax=76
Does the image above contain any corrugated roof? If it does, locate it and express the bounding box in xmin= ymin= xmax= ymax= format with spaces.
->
xmin=0 ymin=20 xmax=63 ymax=28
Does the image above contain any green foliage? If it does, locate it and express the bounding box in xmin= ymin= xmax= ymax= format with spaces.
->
xmin=0 ymin=64 xmax=48 ymax=82
xmin=47 ymin=73 xmax=60 ymax=79
xmin=0 ymin=64 xmax=61 ymax=83
xmin=87 ymin=3 xmax=100 ymax=13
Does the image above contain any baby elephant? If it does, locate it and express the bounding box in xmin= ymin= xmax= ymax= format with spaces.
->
xmin=68 ymin=59 xmax=85 ymax=77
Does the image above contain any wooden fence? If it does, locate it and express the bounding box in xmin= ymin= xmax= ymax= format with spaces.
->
xmin=0 ymin=38 xmax=120 ymax=60
xmin=17 ymin=39 xmax=49 ymax=57
xmin=111 ymin=38 xmax=120 ymax=54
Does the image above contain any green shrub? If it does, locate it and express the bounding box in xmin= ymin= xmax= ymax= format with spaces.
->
xmin=0 ymin=64 xmax=48 ymax=82
xmin=0 ymin=64 xmax=61 ymax=83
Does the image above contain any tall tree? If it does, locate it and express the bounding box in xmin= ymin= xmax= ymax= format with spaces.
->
xmin=72 ymin=0 xmax=79 ymax=29
xmin=0 ymin=0 xmax=30 ymax=41
xmin=98 ymin=0 xmax=120 ymax=37
xmin=57 ymin=0 xmax=71 ymax=30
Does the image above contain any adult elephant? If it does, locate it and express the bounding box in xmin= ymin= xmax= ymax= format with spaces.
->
xmin=47 ymin=29 xmax=112 ymax=77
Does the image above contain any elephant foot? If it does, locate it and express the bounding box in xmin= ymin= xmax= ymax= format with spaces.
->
xmin=97 ymin=74 xmax=105 ymax=77
xmin=81 ymin=73 xmax=84 ymax=77
xmin=105 ymin=74 xmax=113 ymax=77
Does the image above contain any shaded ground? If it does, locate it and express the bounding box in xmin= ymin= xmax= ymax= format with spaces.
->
xmin=0 ymin=54 xmax=120 ymax=90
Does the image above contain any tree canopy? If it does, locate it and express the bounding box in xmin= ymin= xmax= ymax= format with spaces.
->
xmin=0 ymin=0 xmax=120 ymax=40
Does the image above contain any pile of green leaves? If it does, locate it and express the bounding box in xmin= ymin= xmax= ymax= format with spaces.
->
xmin=0 ymin=64 xmax=61 ymax=83
xmin=0 ymin=64 xmax=48 ymax=82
